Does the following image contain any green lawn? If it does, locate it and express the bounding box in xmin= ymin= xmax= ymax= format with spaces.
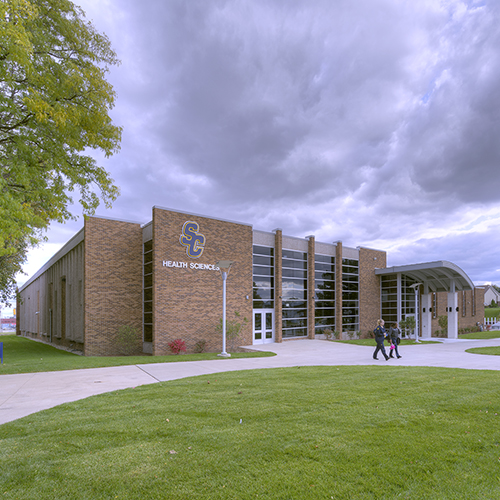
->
xmin=484 ymin=306 xmax=500 ymax=318
xmin=1 ymin=366 xmax=499 ymax=499
xmin=466 ymin=346 xmax=500 ymax=356
xmin=0 ymin=334 xmax=274 ymax=375
xmin=458 ymin=331 xmax=500 ymax=340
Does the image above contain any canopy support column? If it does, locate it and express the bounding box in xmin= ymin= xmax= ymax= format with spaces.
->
xmin=421 ymin=284 xmax=433 ymax=339
xmin=447 ymin=280 xmax=458 ymax=339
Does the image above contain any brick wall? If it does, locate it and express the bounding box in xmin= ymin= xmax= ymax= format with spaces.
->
xmin=429 ymin=288 xmax=485 ymax=335
xmin=152 ymin=208 xmax=253 ymax=355
xmin=359 ymin=247 xmax=387 ymax=334
xmin=274 ymin=229 xmax=283 ymax=343
xmin=84 ymin=217 xmax=143 ymax=356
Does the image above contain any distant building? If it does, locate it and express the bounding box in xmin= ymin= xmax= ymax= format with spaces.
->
xmin=484 ymin=285 xmax=500 ymax=306
xmin=17 ymin=206 xmax=485 ymax=356
xmin=1 ymin=317 xmax=16 ymax=330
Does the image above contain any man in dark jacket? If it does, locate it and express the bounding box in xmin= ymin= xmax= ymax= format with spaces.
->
xmin=373 ymin=319 xmax=389 ymax=360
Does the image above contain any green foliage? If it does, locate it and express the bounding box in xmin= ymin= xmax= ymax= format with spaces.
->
xmin=216 ymin=311 xmax=249 ymax=351
xmin=438 ymin=315 xmax=448 ymax=333
xmin=1 ymin=367 xmax=500 ymax=499
xmin=116 ymin=325 xmax=140 ymax=356
xmin=400 ymin=316 xmax=416 ymax=337
xmin=216 ymin=311 xmax=248 ymax=340
xmin=484 ymin=307 xmax=500 ymax=318
xmin=0 ymin=0 xmax=122 ymax=302
xmin=194 ymin=339 xmax=207 ymax=353
xmin=0 ymin=334 xmax=275 ymax=374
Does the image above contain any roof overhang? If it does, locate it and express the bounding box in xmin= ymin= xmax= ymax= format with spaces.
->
xmin=375 ymin=261 xmax=474 ymax=293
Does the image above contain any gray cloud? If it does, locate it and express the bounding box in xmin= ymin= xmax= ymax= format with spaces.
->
xmin=16 ymin=0 xmax=500 ymax=290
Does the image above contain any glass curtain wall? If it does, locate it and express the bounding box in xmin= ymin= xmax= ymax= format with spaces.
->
xmin=314 ymin=254 xmax=335 ymax=334
xmin=381 ymin=275 xmax=397 ymax=324
xmin=253 ymin=245 xmax=274 ymax=309
xmin=143 ymin=240 xmax=153 ymax=342
xmin=380 ymin=273 xmax=418 ymax=326
xmin=342 ymin=258 xmax=359 ymax=332
xmin=282 ymin=249 xmax=308 ymax=338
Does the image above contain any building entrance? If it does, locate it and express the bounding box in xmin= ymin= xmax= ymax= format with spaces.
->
xmin=253 ymin=309 xmax=274 ymax=344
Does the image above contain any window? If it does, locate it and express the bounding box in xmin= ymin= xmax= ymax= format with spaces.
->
xmin=253 ymin=245 xmax=274 ymax=309
xmin=143 ymin=240 xmax=153 ymax=342
xmin=282 ymin=249 xmax=307 ymax=338
xmin=314 ymin=254 xmax=335 ymax=333
xmin=342 ymin=259 xmax=359 ymax=332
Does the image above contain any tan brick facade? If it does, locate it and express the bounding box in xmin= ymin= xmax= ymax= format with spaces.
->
xmin=359 ymin=247 xmax=387 ymax=334
xmin=84 ymin=217 xmax=143 ymax=356
xmin=274 ymin=229 xmax=283 ymax=343
xmin=428 ymin=288 xmax=485 ymax=336
xmin=17 ymin=207 xmax=485 ymax=355
xmin=151 ymin=208 xmax=253 ymax=355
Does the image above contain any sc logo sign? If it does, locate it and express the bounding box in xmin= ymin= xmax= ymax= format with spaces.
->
xmin=179 ymin=221 xmax=206 ymax=258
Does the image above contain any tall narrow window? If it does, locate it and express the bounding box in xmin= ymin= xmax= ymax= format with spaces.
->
xmin=253 ymin=246 xmax=274 ymax=309
xmin=143 ymin=240 xmax=153 ymax=342
xmin=381 ymin=275 xmax=397 ymax=324
xmin=314 ymin=254 xmax=335 ymax=334
xmin=282 ymin=249 xmax=307 ymax=338
xmin=342 ymin=259 xmax=359 ymax=333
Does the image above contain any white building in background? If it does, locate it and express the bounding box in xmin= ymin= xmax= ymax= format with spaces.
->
xmin=484 ymin=285 xmax=500 ymax=306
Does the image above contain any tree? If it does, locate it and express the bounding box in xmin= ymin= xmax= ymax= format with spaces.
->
xmin=0 ymin=0 xmax=122 ymax=303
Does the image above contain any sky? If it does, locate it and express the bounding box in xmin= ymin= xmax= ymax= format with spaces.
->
xmin=9 ymin=0 xmax=500 ymax=314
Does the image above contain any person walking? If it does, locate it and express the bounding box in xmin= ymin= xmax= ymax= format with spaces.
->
xmin=373 ymin=319 xmax=389 ymax=360
xmin=388 ymin=322 xmax=402 ymax=358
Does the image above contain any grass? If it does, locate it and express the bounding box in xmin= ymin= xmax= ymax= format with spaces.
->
xmin=1 ymin=366 xmax=499 ymax=499
xmin=459 ymin=331 xmax=500 ymax=340
xmin=484 ymin=306 xmax=500 ymax=318
xmin=0 ymin=334 xmax=274 ymax=375
xmin=466 ymin=346 xmax=500 ymax=356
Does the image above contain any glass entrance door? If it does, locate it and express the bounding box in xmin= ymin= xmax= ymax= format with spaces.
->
xmin=253 ymin=309 xmax=274 ymax=344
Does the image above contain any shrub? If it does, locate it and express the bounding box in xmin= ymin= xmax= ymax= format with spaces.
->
xmin=216 ymin=311 xmax=249 ymax=351
xmin=116 ymin=325 xmax=140 ymax=356
xmin=194 ymin=339 xmax=207 ymax=353
xmin=322 ymin=329 xmax=333 ymax=340
xmin=438 ymin=315 xmax=448 ymax=337
xmin=168 ymin=339 xmax=186 ymax=355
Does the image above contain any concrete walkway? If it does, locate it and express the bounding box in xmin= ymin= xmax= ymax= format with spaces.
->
xmin=1 ymin=338 xmax=499 ymax=426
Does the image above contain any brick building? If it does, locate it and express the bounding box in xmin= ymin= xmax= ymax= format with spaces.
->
xmin=17 ymin=206 xmax=485 ymax=355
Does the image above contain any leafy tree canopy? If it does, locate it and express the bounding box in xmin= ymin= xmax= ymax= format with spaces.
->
xmin=0 ymin=0 xmax=122 ymax=303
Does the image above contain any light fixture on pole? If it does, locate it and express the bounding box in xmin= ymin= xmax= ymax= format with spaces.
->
xmin=216 ymin=260 xmax=233 ymax=358
xmin=409 ymin=283 xmax=422 ymax=343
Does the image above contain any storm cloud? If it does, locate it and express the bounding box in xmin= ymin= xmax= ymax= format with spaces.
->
xmin=17 ymin=0 xmax=500 ymax=290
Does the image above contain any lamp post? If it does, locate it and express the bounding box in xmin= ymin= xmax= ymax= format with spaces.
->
xmin=216 ymin=260 xmax=233 ymax=358
xmin=409 ymin=283 xmax=422 ymax=343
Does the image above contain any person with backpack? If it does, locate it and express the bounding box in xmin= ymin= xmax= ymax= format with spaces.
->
xmin=388 ymin=322 xmax=402 ymax=358
xmin=373 ymin=319 xmax=389 ymax=360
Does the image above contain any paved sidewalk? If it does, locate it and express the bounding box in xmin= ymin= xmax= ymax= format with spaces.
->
xmin=1 ymin=338 xmax=499 ymax=426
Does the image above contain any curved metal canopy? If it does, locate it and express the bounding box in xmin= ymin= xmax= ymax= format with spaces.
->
xmin=375 ymin=261 xmax=474 ymax=293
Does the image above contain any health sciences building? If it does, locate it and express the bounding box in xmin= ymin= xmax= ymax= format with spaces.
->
xmin=17 ymin=206 xmax=485 ymax=356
